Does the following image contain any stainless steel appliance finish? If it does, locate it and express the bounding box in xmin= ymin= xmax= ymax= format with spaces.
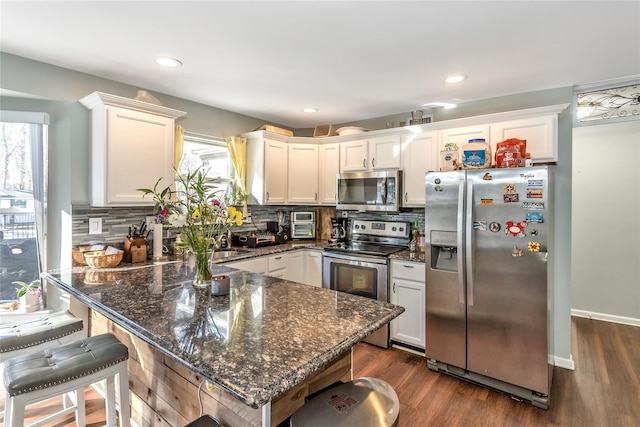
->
xmin=336 ymin=170 xmax=403 ymax=212
xmin=425 ymin=166 xmax=552 ymax=408
xmin=291 ymin=211 xmax=316 ymax=239
xmin=323 ymin=219 xmax=410 ymax=348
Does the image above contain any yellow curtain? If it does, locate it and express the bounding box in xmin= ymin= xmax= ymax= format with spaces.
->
xmin=225 ymin=136 xmax=247 ymax=217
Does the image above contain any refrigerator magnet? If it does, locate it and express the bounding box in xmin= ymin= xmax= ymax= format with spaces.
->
xmin=528 ymin=179 xmax=544 ymax=187
xmin=489 ymin=222 xmax=501 ymax=232
xmin=512 ymin=246 xmax=524 ymax=257
xmin=526 ymin=188 xmax=544 ymax=198
xmin=506 ymin=221 xmax=526 ymax=237
xmin=528 ymin=242 xmax=541 ymax=252
xmin=504 ymin=184 xmax=516 ymax=193
xmin=531 ymin=229 xmax=538 ymax=236
xmin=523 ymin=202 xmax=544 ymax=211
xmin=480 ymin=199 xmax=494 ymax=205
xmin=525 ymin=212 xmax=544 ymax=223
xmin=504 ymin=193 xmax=520 ymax=203
xmin=473 ymin=221 xmax=487 ymax=230
xmin=482 ymin=172 xmax=493 ymax=180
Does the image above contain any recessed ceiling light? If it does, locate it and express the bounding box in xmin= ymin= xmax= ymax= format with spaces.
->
xmin=444 ymin=75 xmax=466 ymax=84
xmin=155 ymin=57 xmax=182 ymax=68
xmin=302 ymin=107 xmax=318 ymax=113
xmin=423 ymin=102 xmax=457 ymax=109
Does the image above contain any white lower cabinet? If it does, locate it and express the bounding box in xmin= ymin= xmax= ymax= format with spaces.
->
xmin=305 ymin=250 xmax=323 ymax=288
xmin=226 ymin=257 xmax=268 ymax=274
xmin=390 ymin=260 xmax=426 ymax=350
xmin=286 ymin=251 xmax=305 ymax=283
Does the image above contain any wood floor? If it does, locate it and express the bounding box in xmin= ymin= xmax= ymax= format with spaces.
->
xmin=3 ymin=317 xmax=639 ymax=426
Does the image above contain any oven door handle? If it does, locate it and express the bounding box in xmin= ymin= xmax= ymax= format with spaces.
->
xmin=322 ymin=252 xmax=388 ymax=265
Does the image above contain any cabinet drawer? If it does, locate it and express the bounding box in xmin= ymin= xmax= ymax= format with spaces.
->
xmin=390 ymin=260 xmax=425 ymax=282
xmin=268 ymin=254 xmax=288 ymax=271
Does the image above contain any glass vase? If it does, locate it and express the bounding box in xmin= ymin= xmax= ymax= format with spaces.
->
xmin=193 ymin=250 xmax=213 ymax=290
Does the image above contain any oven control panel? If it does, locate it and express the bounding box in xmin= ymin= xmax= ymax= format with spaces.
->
xmin=351 ymin=220 xmax=410 ymax=239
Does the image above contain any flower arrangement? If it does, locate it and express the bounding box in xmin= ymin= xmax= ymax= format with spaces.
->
xmin=138 ymin=167 xmax=243 ymax=284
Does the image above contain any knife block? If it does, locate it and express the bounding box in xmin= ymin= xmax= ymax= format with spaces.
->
xmin=124 ymin=236 xmax=148 ymax=263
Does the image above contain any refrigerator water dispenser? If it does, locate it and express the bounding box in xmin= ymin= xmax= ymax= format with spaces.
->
xmin=432 ymin=246 xmax=458 ymax=271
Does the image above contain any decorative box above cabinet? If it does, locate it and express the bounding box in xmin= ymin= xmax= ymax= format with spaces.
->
xmin=79 ymin=92 xmax=186 ymax=206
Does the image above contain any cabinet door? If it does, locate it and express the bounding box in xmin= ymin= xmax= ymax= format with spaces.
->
xmin=226 ymin=257 xmax=268 ymax=274
xmin=104 ymin=106 xmax=175 ymax=205
xmin=390 ymin=277 xmax=426 ymax=349
xmin=288 ymin=144 xmax=319 ymax=204
xmin=267 ymin=253 xmax=288 ymax=277
xmin=369 ymin=135 xmax=401 ymax=170
xmin=304 ymin=250 xmax=323 ymax=287
xmin=439 ymin=125 xmax=490 ymax=151
xmin=340 ymin=140 xmax=368 ymax=172
xmin=318 ymin=143 xmax=340 ymax=205
xmin=491 ymin=115 xmax=557 ymax=163
xmin=401 ymin=132 xmax=439 ymax=207
xmin=286 ymin=251 xmax=305 ymax=283
xmin=264 ymin=139 xmax=288 ymax=204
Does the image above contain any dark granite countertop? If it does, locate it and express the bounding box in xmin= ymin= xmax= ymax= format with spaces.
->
xmin=389 ymin=249 xmax=426 ymax=263
xmin=44 ymin=255 xmax=404 ymax=409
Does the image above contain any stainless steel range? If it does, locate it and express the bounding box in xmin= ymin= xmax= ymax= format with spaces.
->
xmin=323 ymin=219 xmax=410 ymax=348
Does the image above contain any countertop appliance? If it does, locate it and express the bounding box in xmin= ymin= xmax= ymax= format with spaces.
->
xmin=323 ymin=219 xmax=410 ymax=348
xmin=329 ymin=217 xmax=347 ymax=244
xmin=336 ymin=170 xmax=402 ymax=212
xmin=425 ymin=166 xmax=552 ymax=408
xmin=231 ymin=228 xmax=287 ymax=248
xmin=291 ymin=211 xmax=316 ymax=239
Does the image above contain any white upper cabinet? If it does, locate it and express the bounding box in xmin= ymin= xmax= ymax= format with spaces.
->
xmin=246 ymin=132 xmax=288 ymax=205
xmin=340 ymin=135 xmax=401 ymax=172
xmin=79 ymin=92 xmax=186 ymax=206
xmin=439 ymin=125 xmax=491 ymax=151
xmin=490 ymin=115 xmax=557 ymax=163
xmin=318 ymin=143 xmax=340 ymax=205
xmin=401 ymin=131 xmax=439 ymax=207
xmin=288 ymin=143 xmax=319 ymax=204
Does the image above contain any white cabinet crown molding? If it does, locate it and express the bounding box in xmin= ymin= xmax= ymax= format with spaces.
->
xmin=79 ymin=91 xmax=187 ymax=119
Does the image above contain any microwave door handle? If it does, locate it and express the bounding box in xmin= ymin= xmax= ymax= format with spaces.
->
xmin=380 ymin=177 xmax=387 ymax=205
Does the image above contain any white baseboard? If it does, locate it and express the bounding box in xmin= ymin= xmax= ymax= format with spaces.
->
xmin=552 ymin=354 xmax=575 ymax=370
xmin=571 ymin=309 xmax=640 ymax=327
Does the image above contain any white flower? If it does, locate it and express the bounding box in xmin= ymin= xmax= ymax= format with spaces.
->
xmin=167 ymin=212 xmax=187 ymax=228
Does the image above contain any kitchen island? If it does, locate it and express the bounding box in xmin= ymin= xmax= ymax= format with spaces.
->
xmin=43 ymin=258 xmax=404 ymax=426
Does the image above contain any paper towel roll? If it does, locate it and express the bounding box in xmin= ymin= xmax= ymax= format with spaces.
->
xmin=153 ymin=223 xmax=163 ymax=261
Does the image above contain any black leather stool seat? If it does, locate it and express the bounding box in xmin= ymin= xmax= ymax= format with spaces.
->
xmin=0 ymin=310 xmax=83 ymax=353
xmin=3 ymin=333 xmax=128 ymax=397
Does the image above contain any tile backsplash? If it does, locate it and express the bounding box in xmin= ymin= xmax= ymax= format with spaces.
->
xmin=72 ymin=204 xmax=425 ymax=247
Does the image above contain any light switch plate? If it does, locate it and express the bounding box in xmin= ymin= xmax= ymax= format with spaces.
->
xmin=89 ymin=217 xmax=103 ymax=234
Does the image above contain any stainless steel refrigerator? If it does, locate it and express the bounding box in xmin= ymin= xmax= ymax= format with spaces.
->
xmin=425 ymin=166 xmax=552 ymax=409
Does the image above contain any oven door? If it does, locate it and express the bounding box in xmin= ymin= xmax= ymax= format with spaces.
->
xmin=322 ymin=252 xmax=388 ymax=302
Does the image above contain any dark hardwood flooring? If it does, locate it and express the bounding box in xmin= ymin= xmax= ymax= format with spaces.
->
xmin=2 ymin=317 xmax=638 ymax=426
xmin=353 ymin=316 xmax=640 ymax=427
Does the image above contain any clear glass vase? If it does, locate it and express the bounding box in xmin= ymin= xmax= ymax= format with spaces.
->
xmin=193 ymin=250 xmax=213 ymax=289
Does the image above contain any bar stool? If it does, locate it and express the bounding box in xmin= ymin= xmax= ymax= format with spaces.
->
xmin=0 ymin=310 xmax=84 ymax=361
xmin=3 ymin=333 xmax=130 ymax=427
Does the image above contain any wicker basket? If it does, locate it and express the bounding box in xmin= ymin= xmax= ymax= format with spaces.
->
xmin=84 ymin=250 xmax=124 ymax=268
xmin=72 ymin=246 xmax=93 ymax=265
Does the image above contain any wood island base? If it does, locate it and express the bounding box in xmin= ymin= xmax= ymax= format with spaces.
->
xmin=86 ymin=307 xmax=353 ymax=426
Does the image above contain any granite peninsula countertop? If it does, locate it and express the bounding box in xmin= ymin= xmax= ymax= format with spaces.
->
xmin=44 ymin=252 xmax=404 ymax=409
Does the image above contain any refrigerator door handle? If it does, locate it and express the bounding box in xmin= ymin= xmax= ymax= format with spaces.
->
xmin=457 ymin=178 xmax=465 ymax=305
xmin=466 ymin=179 xmax=474 ymax=307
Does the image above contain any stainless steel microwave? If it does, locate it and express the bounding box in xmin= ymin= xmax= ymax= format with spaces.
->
xmin=336 ymin=170 xmax=403 ymax=212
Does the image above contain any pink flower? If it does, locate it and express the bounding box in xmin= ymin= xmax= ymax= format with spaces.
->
xmin=161 ymin=207 xmax=167 ymax=217
xmin=212 ymin=199 xmax=221 ymax=206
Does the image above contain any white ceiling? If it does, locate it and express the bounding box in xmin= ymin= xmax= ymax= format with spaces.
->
xmin=1 ymin=1 xmax=639 ymax=128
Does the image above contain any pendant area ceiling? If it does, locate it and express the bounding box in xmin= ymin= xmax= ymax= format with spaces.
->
xmin=1 ymin=1 xmax=639 ymax=128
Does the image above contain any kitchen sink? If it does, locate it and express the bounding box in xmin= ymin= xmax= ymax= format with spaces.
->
xmin=211 ymin=249 xmax=250 ymax=259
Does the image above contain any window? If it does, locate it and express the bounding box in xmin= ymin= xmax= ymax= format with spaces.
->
xmin=0 ymin=112 xmax=48 ymax=301
xmin=178 ymin=133 xmax=235 ymax=203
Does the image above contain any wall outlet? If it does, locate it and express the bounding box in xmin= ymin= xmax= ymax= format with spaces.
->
xmin=88 ymin=217 xmax=103 ymax=234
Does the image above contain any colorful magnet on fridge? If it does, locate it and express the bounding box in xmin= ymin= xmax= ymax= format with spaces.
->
xmin=504 ymin=184 xmax=516 ymax=193
xmin=505 ymin=221 xmax=526 ymax=237
xmin=525 ymin=212 xmax=544 ymax=223
xmin=489 ymin=222 xmax=501 ymax=232
xmin=473 ymin=221 xmax=487 ymax=231
xmin=480 ymin=199 xmax=494 ymax=205
xmin=528 ymin=242 xmax=541 ymax=252
xmin=504 ymin=193 xmax=520 ymax=203
xmin=530 ymin=229 xmax=538 ymax=237
xmin=512 ymin=246 xmax=524 ymax=257
xmin=523 ymin=202 xmax=544 ymax=211
xmin=483 ymin=173 xmax=493 ymax=181
xmin=526 ymin=188 xmax=543 ymax=199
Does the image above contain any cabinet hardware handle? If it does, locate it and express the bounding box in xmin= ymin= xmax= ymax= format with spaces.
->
xmin=372 ymin=158 xmax=375 ymax=167
xmin=363 ymin=158 xmax=366 ymax=168
xmin=403 ymin=265 xmax=414 ymax=268
xmin=315 ymin=192 xmax=317 ymax=201
xmin=405 ymin=192 xmax=408 ymax=202
xmin=274 ymin=256 xmax=282 ymax=260
xmin=393 ymin=282 xmax=396 ymax=293
xmin=266 ymin=191 xmax=270 ymax=201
